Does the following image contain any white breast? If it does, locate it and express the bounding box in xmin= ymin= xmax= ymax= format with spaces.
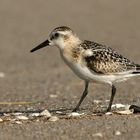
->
xmin=60 ymin=50 xmax=132 ymax=85
xmin=60 ymin=51 xmax=110 ymax=83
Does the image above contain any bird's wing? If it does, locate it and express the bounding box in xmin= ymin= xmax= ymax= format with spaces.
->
xmin=82 ymin=40 xmax=137 ymax=75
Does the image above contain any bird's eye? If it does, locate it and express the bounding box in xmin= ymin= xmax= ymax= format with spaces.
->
xmin=54 ymin=33 xmax=59 ymax=38
xmin=50 ymin=33 xmax=59 ymax=40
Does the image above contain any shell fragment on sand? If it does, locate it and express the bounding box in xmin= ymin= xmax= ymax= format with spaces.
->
xmin=48 ymin=116 xmax=59 ymax=122
xmin=0 ymin=72 xmax=5 ymax=78
xmin=40 ymin=109 xmax=52 ymax=117
xmin=92 ymin=133 xmax=103 ymax=138
xmin=49 ymin=94 xmax=58 ymax=98
xmin=93 ymin=100 xmax=102 ymax=104
xmin=105 ymin=112 xmax=113 ymax=115
xmin=15 ymin=121 xmax=23 ymax=124
xmin=112 ymin=104 xmax=126 ymax=109
xmin=68 ymin=112 xmax=85 ymax=117
xmin=30 ymin=113 xmax=40 ymax=117
xmin=0 ymin=118 xmax=3 ymax=122
xmin=115 ymin=110 xmax=133 ymax=115
xmin=115 ymin=131 xmax=122 ymax=136
xmin=16 ymin=116 xmax=29 ymax=120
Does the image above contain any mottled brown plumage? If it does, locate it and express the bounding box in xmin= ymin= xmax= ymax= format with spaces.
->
xmin=53 ymin=26 xmax=72 ymax=32
xmin=80 ymin=40 xmax=137 ymax=74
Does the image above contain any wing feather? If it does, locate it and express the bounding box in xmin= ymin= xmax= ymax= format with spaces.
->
xmin=81 ymin=40 xmax=136 ymax=74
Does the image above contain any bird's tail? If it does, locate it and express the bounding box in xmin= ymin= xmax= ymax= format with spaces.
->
xmin=132 ymin=64 xmax=140 ymax=74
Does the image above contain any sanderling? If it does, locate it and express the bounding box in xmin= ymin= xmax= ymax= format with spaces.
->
xmin=30 ymin=26 xmax=140 ymax=112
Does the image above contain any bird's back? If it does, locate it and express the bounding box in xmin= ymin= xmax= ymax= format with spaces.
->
xmin=81 ymin=40 xmax=138 ymax=75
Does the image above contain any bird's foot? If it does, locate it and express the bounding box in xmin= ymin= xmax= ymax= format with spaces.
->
xmin=106 ymin=107 xmax=112 ymax=113
xmin=72 ymin=107 xmax=79 ymax=112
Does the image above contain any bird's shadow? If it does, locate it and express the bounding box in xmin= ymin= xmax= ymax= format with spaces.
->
xmin=0 ymin=107 xmax=105 ymax=116
xmin=0 ymin=107 xmax=73 ymax=116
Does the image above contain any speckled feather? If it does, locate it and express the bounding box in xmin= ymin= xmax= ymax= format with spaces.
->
xmin=80 ymin=40 xmax=137 ymax=74
xmin=53 ymin=26 xmax=72 ymax=32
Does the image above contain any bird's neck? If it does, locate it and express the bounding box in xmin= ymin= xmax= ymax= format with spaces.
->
xmin=58 ymin=35 xmax=81 ymax=50
xmin=60 ymin=42 xmax=83 ymax=64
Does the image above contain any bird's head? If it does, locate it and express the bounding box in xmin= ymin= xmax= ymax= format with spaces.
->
xmin=30 ymin=26 xmax=81 ymax=52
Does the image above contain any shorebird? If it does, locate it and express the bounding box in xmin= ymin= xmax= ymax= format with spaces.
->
xmin=30 ymin=26 xmax=140 ymax=112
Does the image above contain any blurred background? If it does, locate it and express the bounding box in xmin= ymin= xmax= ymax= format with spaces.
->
xmin=0 ymin=0 xmax=140 ymax=109
xmin=0 ymin=1 xmax=140 ymax=140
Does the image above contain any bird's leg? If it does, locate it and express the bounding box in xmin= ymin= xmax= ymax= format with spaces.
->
xmin=72 ymin=81 xmax=89 ymax=112
xmin=107 ymin=85 xmax=116 ymax=112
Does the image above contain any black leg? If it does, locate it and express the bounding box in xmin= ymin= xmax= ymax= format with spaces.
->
xmin=72 ymin=81 xmax=89 ymax=112
xmin=107 ymin=85 xmax=116 ymax=112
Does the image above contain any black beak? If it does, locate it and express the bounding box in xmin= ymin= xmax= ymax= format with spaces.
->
xmin=30 ymin=40 xmax=50 ymax=53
